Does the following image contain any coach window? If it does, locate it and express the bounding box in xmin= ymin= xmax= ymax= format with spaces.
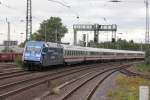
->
xmin=69 ymin=51 xmax=71 ymax=56
xmin=64 ymin=51 xmax=66 ymax=56
xmin=70 ymin=51 xmax=72 ymax=56
xmin=74 ymin=51 xmax=75 ymax=56
xmin=66 ymin=51 xmax=68 ymax=56
xmin=65 ymin=51 xmax=67 ymax=56
xmin=66 ymin=51 xmax=67 ymax=56
xmin=72 ymin=51 xmax=74 ymax=56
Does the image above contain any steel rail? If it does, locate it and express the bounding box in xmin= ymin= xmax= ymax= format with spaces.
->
xmin=0 ymin=71 xmax=31 ymax=80
xmin=120 ymin=68 xmax=150 ymax=80
xmin=0 ymin=70 xmax=25 ymax=76
xmin=60 ymin=63 xmax=139 ymax=100
xmin=0 ymin=63 xmax=112 ymax=99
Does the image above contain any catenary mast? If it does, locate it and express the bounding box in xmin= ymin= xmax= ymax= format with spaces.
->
xmin=145 ymin=0 xmax=149 ymax=44
xmin=26 ymin=0 xmax=32 ymax=41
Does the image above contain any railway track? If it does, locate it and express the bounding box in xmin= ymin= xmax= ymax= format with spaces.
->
xmin=0 ymin=61 xmax=141 ymax=100
xmin=0 ymin=63 xmax=21 ymax=73
xmin=120 ymin=68 xmax=150 ymax=80
xmin=41 ymin=63 xmax=130 ymax=100
xmin=0 ymin=63 xmax=18 ymax=69
xmin=0 ymin=62 xmax=121 ymax=100
xmin=0 ymin=70 xmax=25 ymax=77
xmin=0 ymin=71 xmax=30 ymax=80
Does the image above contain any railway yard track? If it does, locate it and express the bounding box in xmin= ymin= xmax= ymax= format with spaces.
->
xmin=0 ymin=63 xmax=21 ymax=73
xmin=120 ymin=68 xmax=150 ymax=80
xmin=0 ymin=61 xmax=145 ymax=100
xmin=0 ymin=63 xmax=18 ymax=69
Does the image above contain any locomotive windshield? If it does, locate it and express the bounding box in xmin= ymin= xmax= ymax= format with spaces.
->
xmin=25 ymin=41 xmax=44 ymax=54
xmin=25 ymin=46 xmax=41 ymax=54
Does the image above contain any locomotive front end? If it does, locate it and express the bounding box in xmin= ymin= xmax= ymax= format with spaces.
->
xmin=23 ymin=41 xmax=44 ymax=66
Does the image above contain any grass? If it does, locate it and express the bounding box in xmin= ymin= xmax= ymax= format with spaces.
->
xmin=108 ymin=74 xmax=150 ymax=100
xmin=135 ymin=62 xmax=150 ymax=73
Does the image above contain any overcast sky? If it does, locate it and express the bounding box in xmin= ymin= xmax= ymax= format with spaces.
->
xmin=0 ymin=0 xmax=148 ymax=44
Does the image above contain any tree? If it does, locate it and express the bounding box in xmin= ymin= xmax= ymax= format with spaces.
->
xmin=32 ymin=17 xmax=68 ymax=42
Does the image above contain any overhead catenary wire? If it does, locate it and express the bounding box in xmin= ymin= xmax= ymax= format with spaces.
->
xmin=48 ymin=0 xmax=71 ymax=8
xmin=48 ymin=0 xmax=79 ymax=19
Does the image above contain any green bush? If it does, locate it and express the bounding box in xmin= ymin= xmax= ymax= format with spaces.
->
xmin=15 ymin=57 xmax=23 ymax=68
xmin=136 ymin=62 xmax=150 ymax=72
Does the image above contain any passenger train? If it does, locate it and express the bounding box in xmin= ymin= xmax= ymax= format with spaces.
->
xmin=22 ymin=41 xmax=145 ymax=69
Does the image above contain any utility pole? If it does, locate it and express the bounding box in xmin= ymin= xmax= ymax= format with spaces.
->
xmin=44 ymin=24 xmax=47 ymax=42
xmin=144 ymin=0 xmax=150 ymax=65
xmin=7 ymin=21 xmax=10 ymax=52
xmin=145 ymin=0 xmax=149 ymax=44
xmin=26 ymin=0 xmax=32 ymax=41
xmin=86 ymin=33 xmax=89 ymax=47
xmin=55 ymin=28 xmax=58 ymax=43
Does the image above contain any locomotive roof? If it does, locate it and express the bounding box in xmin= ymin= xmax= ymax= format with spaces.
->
xmin=26 ymin=41 xmax=63 ymax=48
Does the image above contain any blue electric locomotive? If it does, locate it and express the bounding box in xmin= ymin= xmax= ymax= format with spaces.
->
xmin=23 ymin=41 xmax=64 ymax=68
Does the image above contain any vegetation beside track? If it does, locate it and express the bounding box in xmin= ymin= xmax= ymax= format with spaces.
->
xmin=108 ymin=74 xmax=150 ymax=100
xmin=135 ymin=62 xmax=150 ymax=73
xmin=14 ymin=57 xmax=24 ymax=69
